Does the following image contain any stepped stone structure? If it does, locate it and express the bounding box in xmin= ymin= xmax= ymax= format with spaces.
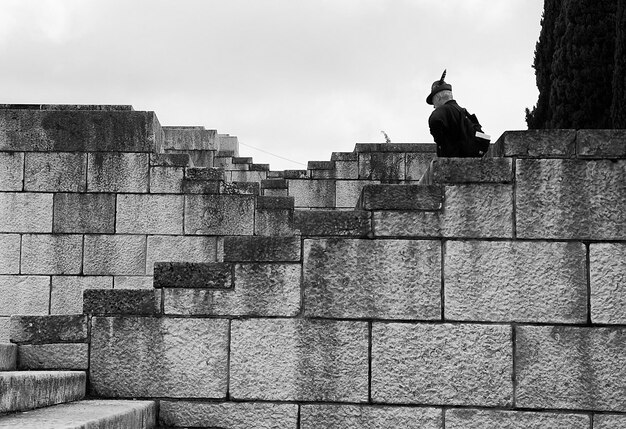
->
xmin=0 ymin=104 xmax=625 ymax=428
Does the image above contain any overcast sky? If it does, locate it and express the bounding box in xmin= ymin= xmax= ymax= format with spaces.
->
xmin=0 ymin=0 xmax=544 ymax=170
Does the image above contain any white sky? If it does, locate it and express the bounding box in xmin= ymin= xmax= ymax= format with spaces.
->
xmin=0 ymin=0 xmax=544 ymax=170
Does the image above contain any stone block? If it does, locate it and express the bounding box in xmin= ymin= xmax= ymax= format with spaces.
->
xmin=146 ymin=235 xmax=218 ymax=275
xmin=445 ymin=241 xmax=587 ymax=323
xmin=0 ymin=318 xmax=9 ymax=342
xmin=516 ymin=159 xmax=626 ymax=240
xmin=288 ymin=179 xmax=336 ymax=208
xmin=594 ymin=414 xmax=626 ymax=429
xmin=491 ymin=130 xmax=576 ymax=158
xmin=0 ymin=192 xmax=53 ymax=233
xmin=113 ymin=276 xmax=153 ymax=289
xmin=304 ymin=239 xmax=440 ymax=319
xmin=83 ymin=289 xmax=161 ymax=315
xmin=355 ymin=143 xmax=435 ymax=153
xmin=256 ymin=196 xmax=294 ymax=209
xmin=51 ymin=276 xmax=113 ymax=315
xmin=591 ymin=243 xmax=626 ymax=323
xmin=83 ymin=235 xmax=146 ymax=275
xmin=159 ymin=401 xmax=298 ymax=429
xmin=10 ymin=315 xmax=88 ymax=344
xmin=149 ymin=153 xmax=190 ymax=167
xmin=229 ymin=170 xmax=266 ymax=182
xmin=223 ymin=236 xmax=301 ymax=262
xmin=217 ymin=134 xmax=239 ymax=155
xmin=334 ymin=160 xmax=359 ymax=179
xmin=0 ymin=276 xmax=50 ymax=316
xmin=336 ymin=180 xmax=380 ymax=208
xmin=284 ymin=170 xmax=308 ymax=179
xmin=53 ymin=193 xmax=115 ymax=233
xmin=516 ymin=325 xmax=626 ymax=411
xmin=87 ymin=153 xmax=149 ymax=193
xmin=254 ymin=210 xmax=296 ymax=236
xmin=371 ymin=322 xmax=512 ymax=406
xmin=374 ymin=184 xmax=513 ymax=238
xmin=163 ymin=127 xmax=217 ymax=151
xmin=21 ymin=234 xmax=83 ymax=275
xmin=405 ymin=152 xmax=435 ymax=181
xmin=359 ymin=152 xmax=405 ymax=182
xmin=90 ymin=316 xmax=229 ymax=398
xmin=116 ymin=194 xmax=183 ymax=234
xmin=182 ymin=179 xmax=221 ymax=194
xmin=0 ymin=234 xmax=20 ymax=274
xmin=230 ymin=319 xmax=368 ymax=401
xmin=420 ymin=158 xmax=513 ymax=185
xmin=0 ymin=343 xmax=17 ymax=370
xmin=358 ymin=184 xmax=443 ymax=210
xmin=24 ymin=152 xmax=86 ymax=192
xmin=184 ymin=149 xmax=216 ymax=167
xmin=149 ymin=166 xmax=183 ymax=193
xmin=154 ymin=262 xmax=233 ymax=288
xmin=294 ymin=210 xmax=371 ymax=237
xmin=184 ymin=195 xmax=255 ymax=235
xmin=18 ymin=343 xmax=88 ymax=370
xmin=263 ymin=188 xmax=288 ymax=197
xmin=0 ymin=151 xmax=24 ymax=191
xmin=445 ymin=409 xmax=589 ymax=429
xmin=163 ymin=263 xmax=300 ymax=317
xmin=300 ymin=405 xmax=442 ymax=429
xmin=577 ymin=129 xmax=626 ymax=158
xmin=186 ymin=167 xmax=225 ymax=181
xmin=221 ymin=181 xmax=259 ymax=195
xmin=261 ymin=179 xmax=288 ymax=190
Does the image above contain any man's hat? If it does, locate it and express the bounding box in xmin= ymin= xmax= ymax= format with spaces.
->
xmin=426 ymin=69 xmax=452 ymax=105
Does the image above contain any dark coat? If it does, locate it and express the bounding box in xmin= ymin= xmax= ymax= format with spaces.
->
xmin=428 ymin=99 xmax=465 ymax=157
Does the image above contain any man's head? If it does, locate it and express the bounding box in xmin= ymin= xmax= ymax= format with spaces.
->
xmin=426 ymin=69 xmax=452 ymax=105
xmin=432 ymin=90 xmax=453 ymax=108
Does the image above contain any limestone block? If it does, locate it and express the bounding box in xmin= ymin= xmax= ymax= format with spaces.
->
xmin=374 ymin=184 xmax=513 ymax=238
xmin=263 ymin=188 xmax=288 ymax=197
xmin=229 ymin=170 xmax=266 ymax=182
xmin=261 ymin=179 xmax=288 ymax=190
xmin=186 ymin=167 xmax=225 ymax=181
xmin=185 ymin=195 xmax=255 ymax=235
xmin=288 ymin=179 xmax=336 ymax=208
xmin=300 ymin=405 xmax=442 ymax=429
xmin=333 ymin=157 xmax=359 ymax=180
xmin=405 ymin=152 xmax=434 ymax=181
xmin=445 ymin=409 xmax=589 ymax=429
xmin=223 ymin=236 xmax=301 ymax=262
xmin=594 ymin=414 xmax=626 ymax=429
xmin=163 ymin=263 xmax=300 ymax=316
xmin=336 ymin=180 xmax=379 ymax=208
xmin=18 ymin=343 xmax=88 ymax=370
xmin=90 ymin=316 xmax=229 ymax=398
xmin=516 ymin=325 xmax=626 ymax=411
xmin=359 ymin=153 xmax=405 ymax=182
xmin=257 ymin=196 xmax=294 ymax=210
xmin=591 ymin=243 xmax=626 ymax=323
xmin=445 ymin=241 xmax=587 ymax=323
xmin=221 ymin=181 xmax=260 ymax=195
xmin=154 ymin=262 xmax=233 ymax=288
xmin=0 ymin=276 xmax=49 ymax=316
xmin=83 ymin=289 xmax=161 ymax=315
xmin=24 ymin=152 xmax=86 ymax=192
xmin=0 ymin=151 xmax=24 ymax=191
xmin=163 ymin=127 xmax=217 ymax=151
xmin=10 ymin=315 xmax=88 ymax=344
xmin=0 ymin=192 xmax=53 ymax=233
xmin=294 ymin=210 xmax=371 ymax=237
xmin=83 ymin=235 xmax=146 ymax=275
xmin=491 ymin=130 xmax=576 ymax=158
xmin=116 ymin=194 xmax=183 ymax=234
xmin=0 ymin=343 xmax=16 ymax=370
xmin=230 ymin=318 xmax=368 ymax=401
xmin=577 ymin=129 xmax=626 ymax=158
xmin=146 ymin=235 xmax=218 ymax=275
xmin=182 ymin=179 xmax=221 ymax=194
xmin=51 ymin=276 xmax=113 ymax=314
xmin=150 ymin=166 xmax=183 ymax=193
xmin=371 ymin=323 xmax=512 ymax=406
xmin=149 ymin=153 xmax=190 ymax=167
xmin=87 ymin=153 xmax=149 ymax=193
xmin=421 ymin=158 xmax=513 ymax=185
xmin=254 ymin=210 xmax=296 ymax=236
xmin=516 ymin=159 xmax=626 ymax=240
xmin=304 ymin=239 xmax=440 ymax=319
xmin=358 ymin=184 xmax=443 ymax=210
xmin=0 ymin=234 xmax=20 ymax=274
xmin=159 ymin=401 xmax=298 ymax=429
xmin=113 ymin=276 xmax=153 ymax=289
xmin=0 ymin=318 xmax=9 ymax=342
xmin=21 ymin=234 xmax=83 ymax=275
xmin=53 ymin=193 xmax=115 ymax=233
xmin=284 ymin=170 xmax=308 ymax=179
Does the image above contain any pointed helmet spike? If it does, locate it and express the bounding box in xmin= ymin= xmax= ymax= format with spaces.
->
xmin=439 ymin=69 xmax=447 ymax=84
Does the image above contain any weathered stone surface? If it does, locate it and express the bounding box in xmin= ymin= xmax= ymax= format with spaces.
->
xmin=577 ymin=129 xmax=626 ymax=158
xmin=263 ymin=188 xmax=289 ymax=197
xmin=359 ymin=152 xmax=405 ymax=182
xmin=0 ymin=318 xmax=9 ymax=343
xmin=371 ymin=323 xmax=512 ymax=406
xmin=221 ymin=181 xmax=259 ymax=195
xmin=304 ymin=239 xmax=440 ymax=319
xmin=24 ymin=152 xmax=86 ymax=192
xmin=358 ymin=184 xmax=443 ymax=210
xmin=154 ymin=262 xmax=233 ymax=288
xmin=284 ymin=170 xmax=308 ymax=179
xmin=163 ymin=126 xmax=217 ymax=151
xmin=83 ymin=289 xmax=161 ymax=315
xmin=21 ymin=234 xmax=83 ymax=275
xmin=261 ymin=179 xmax=288 ymax=190
xmin=53 ymin=193 xmax=115 ymax=233
xmin=288 ymin=179 xmax=336 ymax=208
xmin=0 ymin=192 xmax=53 ymax=233
xmin=185 ymin=194 xmax=255 ymax=235
xmin=224 ymin=236 xmax=301 ymax=262
xmin=159 ymin=401 xmax=298 ymax=429
xmin=0 ymin=276 xmax=49 ymax=316
xmin=113 ymin=276 xmax=153 ymax=289
xmin=87 ymin=152 xmax=149 ymax=192
xmin=0 ymin=151 xmax=23 ymax=191
xmin=300 ymin=405 xmax=442 ymax=429
xmin=0 ymin=343 xmax=17 ymax=370
xmin=10 ymin=315 xmax=88 ymax=344
xmin=230 ymin=319 xmax=368 ymax=401
xmin=51 ymin=276 xmax=113 ymax=314
xmin=374 ymin=184 xmax=513 ymax=238
xmin=18 ymin=343 xmax=88 ymax=370
xmin=217 ymin=134 xmax=239 ymax=155
xmin=591 ymin=243 xmax=626 ymax=323
xmin=149 ymin=165 xmax=183 ymax=193
xmin=229 ymin=170 xmax=266 ymax=183
xmin=164 ymin=263 xmax=300 ymax=316
xmin=181 ymin=179 xmax=221 ymax=194
xmin=256 ymin=196 xmax=294 ymax=209
xmin=150 ymin=153 xmax=190 ymax=167
xmin=445 ymin=241 xmax=587 ymax=323
xmin=336 ymin=180 xmax=379 ymax=208
xmin=146 ymin=235 xmax=218 ymax=275
xmin=90 ymin=317 xmax=229 ymax=398
xmin=116 ymin=194 xmax=183 ymax=234
xmin=186 ymin=167 xmax=225 ymax=181
xmin=420 ymin=158 xmax=513 ymax=184
xmin=516 ymin=325 xmax=626 ymax=411
xmin=0 ymin=234 xmax=20 ymax=274
xmin=0 ymin=104 xmax=133 ymax=111
xmin=491 ymin=130 xmax=576 ymax=158
xmin=294 ymin=210 xmax=371 ymax=237
xmin=254 ymin=210 xmax=296 ymax=236
xmin=594 ymin=414 xmax=626 ymax=429
xmin=334 ymin=160 xmax=359 ymax=179
xmin=445 ymin=409 xmax=589 ymax=429
xmin=83 ymin=235 xmax=146 ymax=275
xmin=405 ymin=151 xmax=435 ymax=181
xmin=355 ymin=143 xmax=435 ymax=153
xmin=516 ymin=159 xmax=626 ymax=240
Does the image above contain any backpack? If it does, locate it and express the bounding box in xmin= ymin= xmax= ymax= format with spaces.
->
xmin=456 ymin=106 xmax=491 ymax=157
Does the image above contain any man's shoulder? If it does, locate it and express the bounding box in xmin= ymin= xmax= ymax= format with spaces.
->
xmin=429 ymin=101 xmax=459 ymax=121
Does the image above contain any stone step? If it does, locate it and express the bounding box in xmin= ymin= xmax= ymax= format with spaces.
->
xmin=0 ymin=371 xmax=85 ymax=414
xmin=0 ymin=344 xmax=17 ymax=371
xmin=153 ymin=262 xmax=235 ymax=289
xmin=358 ymin=184 xmax=444 ymax=211
xmin=418 ymin=157 xmax=513 ymax=185
xmin=0 ymin=399 xmax=156 ymax=429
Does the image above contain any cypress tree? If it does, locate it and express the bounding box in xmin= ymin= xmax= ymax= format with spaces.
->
xmin=611 ymin=0 xmax=626 ymax=127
